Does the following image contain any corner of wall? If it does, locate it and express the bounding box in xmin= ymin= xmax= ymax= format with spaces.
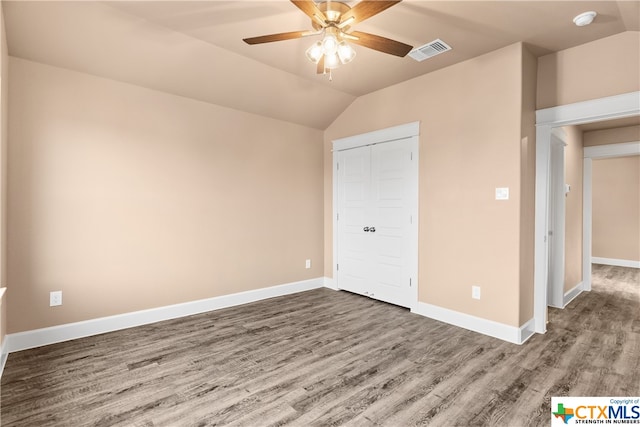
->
xmin=323 ymin=136 xmax=334 ymax=279
xmin=0 ymin=0 xmax=9 ymax=358
xmin=519 ymin=44 xmax=537 ymax=325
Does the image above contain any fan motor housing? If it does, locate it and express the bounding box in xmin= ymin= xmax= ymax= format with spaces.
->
xmin=311 ymin=1 xmax=351 ymax=30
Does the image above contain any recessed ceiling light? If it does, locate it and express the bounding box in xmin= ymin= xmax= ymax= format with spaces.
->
xmin=573 ymin=11 xmax=597 ymax=27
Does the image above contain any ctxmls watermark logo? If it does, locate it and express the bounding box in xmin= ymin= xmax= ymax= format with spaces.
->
xmin=551 ymin=397 xmax=640 ymax=426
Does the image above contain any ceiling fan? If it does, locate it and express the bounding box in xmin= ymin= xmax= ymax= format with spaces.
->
xmin=243 ymin=0 xmax=412 ymax=78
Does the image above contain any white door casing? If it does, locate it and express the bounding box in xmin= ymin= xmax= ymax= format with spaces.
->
xmin=333 ymin=122 xmax=419 ymax=309
xmin=534 ymin=91 xmax=640 ymax=334
xmin=547 ymin=131 xmax=566 ymax=308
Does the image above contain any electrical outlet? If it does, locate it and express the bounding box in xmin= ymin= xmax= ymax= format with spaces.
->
xmin=472 ymin=286 xmax=481 ymax=300
xmin=50 ymin=291 xmax=62 ymax=307
xmin=305 ymin=259 xmax=311 ymax=269
xmin=495 ymin=187 xmax=509 ymax=200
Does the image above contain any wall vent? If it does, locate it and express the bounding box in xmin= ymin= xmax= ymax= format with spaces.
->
xmin=408 ymin=39 xmax=452 ymax=62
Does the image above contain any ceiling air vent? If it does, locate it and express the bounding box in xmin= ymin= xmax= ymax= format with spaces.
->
xmin=408 ymin=39 xmax=452 ymax=62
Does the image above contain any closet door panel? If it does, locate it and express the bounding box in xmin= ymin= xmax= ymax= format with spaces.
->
xmin=336 ymin=135 xmax=417 ymax=308
xmin=369 ymin=139 xmax=414 ymax=307
xmin=336 ymin=146 xmax=372 ymax=296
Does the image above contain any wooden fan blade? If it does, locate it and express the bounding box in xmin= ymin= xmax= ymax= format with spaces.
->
xmin=340 ymin=1 xmax=401 ymax=26
xmin=291 ymin=0 xmax=327 ymax=26
xmin=348 ymin=31 xmax=412 ymax=57
xmin=243 ymin=31 xmax=308 ymax=45
xmin=317 ymin=55 xmax=325 ymax=74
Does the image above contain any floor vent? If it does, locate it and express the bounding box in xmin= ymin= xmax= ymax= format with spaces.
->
xmin=408 ymin=39 xmax=452 ymax=62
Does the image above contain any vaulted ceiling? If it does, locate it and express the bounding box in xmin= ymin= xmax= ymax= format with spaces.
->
xmin=4 ymin=1 xmax=639 ymax=129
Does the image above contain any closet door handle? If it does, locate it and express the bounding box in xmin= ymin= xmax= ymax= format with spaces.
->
xmin=369 ymin=227 xmax=376 ymax=233
xmin=363 ymin=227 xmax=370 ymax=232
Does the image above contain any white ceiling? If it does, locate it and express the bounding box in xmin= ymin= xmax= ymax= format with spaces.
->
xmin=4 ymin=1 xmax=639 ymax=129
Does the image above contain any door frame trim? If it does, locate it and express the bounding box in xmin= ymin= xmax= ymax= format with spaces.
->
xmin=547 ymin=130 xmax=567 ymax=309
xmin=534 ymin=91 xmax=640 ymax=334
xmin=332 ymin=121 xmax=420 ymax=310
xmin=333 ymin=121 xmax=420 ymax=151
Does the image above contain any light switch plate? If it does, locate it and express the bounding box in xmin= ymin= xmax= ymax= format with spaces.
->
xmin=472 ymin=286 xmax=481 ymax=300
xmin=495 ymin=187 xmax=509 ymax=200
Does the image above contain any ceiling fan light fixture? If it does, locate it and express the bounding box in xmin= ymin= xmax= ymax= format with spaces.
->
xmin=311 ymin=13 xmax=325 ymax=27
xmin=325 ymin=52 xmax=341 ymax=69
xmin=326 ymin=10 xmax=341 ymax=22
xmin=305 ymin=41 xmax=323 ymax=63
xmin=337 ymin=16 xmax=355 ymax=29
xmin=337 ymin=41 xmax=356 ymax=64
xmin=244 ymin=0 xmax=413 ymax=79
xmin=322 ymin=34 xmax=339 ymax=56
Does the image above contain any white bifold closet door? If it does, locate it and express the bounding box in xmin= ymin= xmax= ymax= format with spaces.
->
xmin=336 ymin=136 xmax=417 ymax=308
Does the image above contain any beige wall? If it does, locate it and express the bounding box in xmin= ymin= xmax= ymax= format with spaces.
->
xmin=537 ymin=31 xmax=640 ymax=109
xmin=0 ymin=2 xmax=8 ymax=351
xmin=562 ymin=126 xmax=583 ymax=291
xmin=584 ymin=125 xmax=640 ymax=147
xmin=325 ymin=43 xmax=533 ymax=327
xmin=592 ymin=156 xmax=640 ymax=262
xmin=8 ymin=57 xmax=324 ymax=333
xmin=586 ymin=124 xmax=639 ymax=263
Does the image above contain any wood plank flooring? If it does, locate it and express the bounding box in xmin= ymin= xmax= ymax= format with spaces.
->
xmin=1 ymin=264 xmax=638 ymax=426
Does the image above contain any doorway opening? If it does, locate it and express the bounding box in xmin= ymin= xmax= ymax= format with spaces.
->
xmin=584 ymin=140 xmax=640 ymax=275
xmin=534 ymin=91 xmax=640 ymax=334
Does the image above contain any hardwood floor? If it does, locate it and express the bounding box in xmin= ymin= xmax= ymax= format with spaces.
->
xmin=1 ymin=265 xmax=638 ymax=426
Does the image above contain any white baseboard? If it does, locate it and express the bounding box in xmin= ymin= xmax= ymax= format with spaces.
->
xmin=0 ymin=287 xmax=6 ymax=379
xmin=5 ymin=277 xmax=324 ymax=354
xmin=412 ymin=302 xmax=534 ymax=345
xmin=518 ymin=318 xmax=536 ymax=344
xmin=323 ymin=276 xmax=338 ymax=290
xmin=0 ymin=339 xmax=8 ymax=379
xmin=563 ymin=281 xmax=584 ymax=307
xmin=592 ymin=257 xmax=640 ymax=268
